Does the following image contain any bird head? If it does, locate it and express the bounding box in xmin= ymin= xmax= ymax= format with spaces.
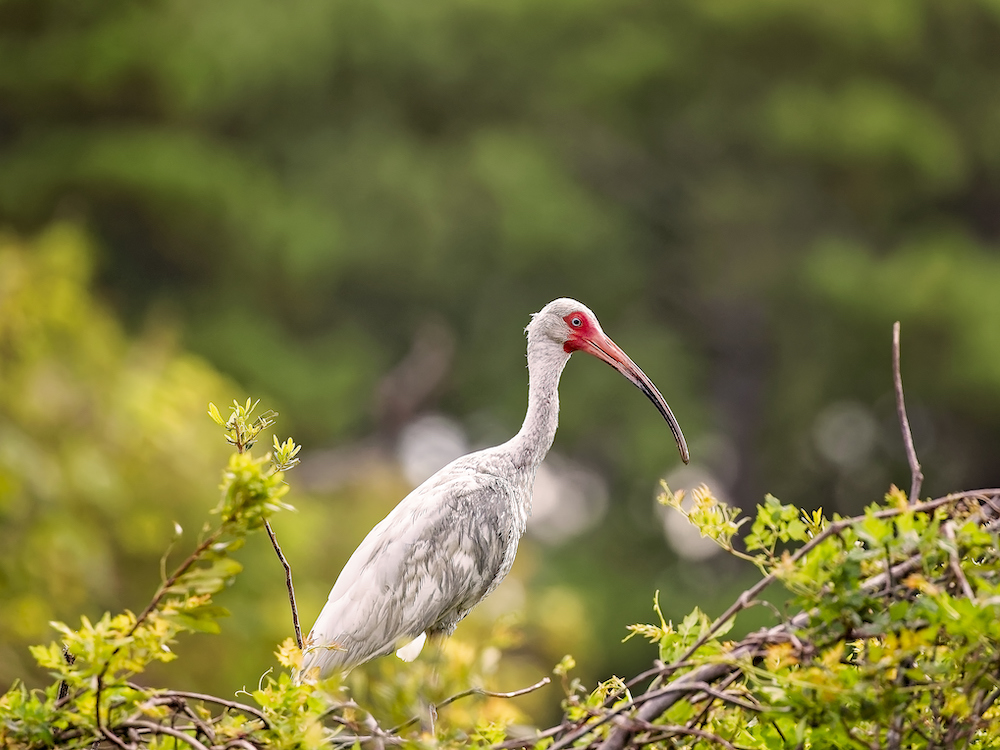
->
xmin=531 ymin=298 xmax=690 ymax=464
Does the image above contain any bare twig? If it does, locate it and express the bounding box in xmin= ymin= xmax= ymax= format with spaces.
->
xmin=389 ymin=676 xmax=551 ymax=735
xmin=100 ymin=725 xmax=133 ymax=750
xmin=95 ymin=673 xmax=109 ymax=744
xmin=133 ymin=686 xmax=269 ymax=727
xmin=893 ymin=322 xmax=923 ymax=503
xmin=439 ymin=675 xmax=551 ymax=705
xmin=264 ymin=519 xmax=303 ymax=650
xmin=360 ymin=711 xmax=387 ymax=750
xmin=128 ymin=684 xmax=271 ymax=728
xmin=688 ymin=669 xmax=744 ymax=729
xmin=123 ymin=720 xmax=212 ymax=750
xmin=943 ymin=521 xmax=976 ymax=600
xmin=177 ymin=701 xmax=217 ymax=742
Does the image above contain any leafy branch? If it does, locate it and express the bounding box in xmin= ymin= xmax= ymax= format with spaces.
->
xmin=3 ymin=399 xmax=310 ymax=750
xmin=2 ymin=398 xmax=545 ymax=750
xmin=7 ymin=324 xmax=1000 ymax=750
xmin=527 ymin=324 xmax=1000 ymax=750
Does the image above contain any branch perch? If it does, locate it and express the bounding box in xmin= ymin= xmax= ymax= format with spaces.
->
xmin=264 ymin=519 xmax=303 ymax=650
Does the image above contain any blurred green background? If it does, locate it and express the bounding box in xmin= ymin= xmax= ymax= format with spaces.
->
xmin=3 ymin=0 xmax=1000 ymax=722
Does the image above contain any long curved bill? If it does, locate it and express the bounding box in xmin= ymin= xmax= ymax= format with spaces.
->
xmin=579 ymin=333 xmax=690 ymax=464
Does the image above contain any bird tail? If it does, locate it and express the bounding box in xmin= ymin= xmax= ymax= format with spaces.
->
xmin=394 ymin=631 xmax=427 ymax=662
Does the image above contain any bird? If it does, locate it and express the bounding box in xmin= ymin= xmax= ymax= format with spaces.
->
xmin=299 ymin=298 xmax=689 ymax=680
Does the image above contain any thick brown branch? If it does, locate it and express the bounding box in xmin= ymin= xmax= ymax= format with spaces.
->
xmin=622 ymin=720 xmax=743 ymax=750
xmin=490 ymin=725 xmax=564 ymax=749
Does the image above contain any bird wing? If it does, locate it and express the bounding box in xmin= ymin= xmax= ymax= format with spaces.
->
xmin=301 ymin=461 xmax=520 ymax=677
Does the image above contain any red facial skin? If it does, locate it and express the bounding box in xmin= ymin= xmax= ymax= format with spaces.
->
xmin=562 ymin=311 xmax=597 ymax=352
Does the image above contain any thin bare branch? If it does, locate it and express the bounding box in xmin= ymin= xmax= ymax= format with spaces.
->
xmin=130 ymin=685 xmax=271 ymax=727
xmin=177 ymin=701 xmax=217 ymax=743
xmin=100 ymin=725 xmax=134 ymax=750
xmin=123 ymin=720 xmax=212 ymax=750
xmin=389 ymin=676 xmax=551 ymax=735
xmin=943 ymin=521 xmax=976 ymax=600
xmin=264 ymin=518 xmax=303 ymax=650
xmin=688 ymin=670 xmax=744 ymax=730
xmin=893 ymin=322 xmax=923 ymax=502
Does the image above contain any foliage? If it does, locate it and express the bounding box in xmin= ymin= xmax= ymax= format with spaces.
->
xmin=5 ymin=0 xmax=1000 ymax=698
xmin=0 ymin=226 xmax=233 ymax=691
xmin=0 ymin=227 xmax=559 ymax=713
xmin=0 ymin=400 xmax=309 ymax=748
xmin=5 ymin=0 xmax=1000 ymax=731
xmin=4 ymin=393 xmax=999 ymax=748
xmin=0 ymin=400 xmax=541 ymax=750
xmin=538 ymin=484 xmax=1000 ymax=749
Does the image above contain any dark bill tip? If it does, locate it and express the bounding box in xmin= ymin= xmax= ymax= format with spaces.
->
xmin=582 ymin=335 xmax=690 ymax=464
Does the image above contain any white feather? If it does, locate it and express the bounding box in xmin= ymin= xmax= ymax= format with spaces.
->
xmin=395 ymin=632 xmax=427 ymax=662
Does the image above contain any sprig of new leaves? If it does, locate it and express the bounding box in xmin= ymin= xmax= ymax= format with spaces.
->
xmin=659 ymin=482 xmax=826 ymax=574
xmin=2 ymin=398 xmax=308 ymax=750
xmin=208 ymin=397 xmax=300 ymax=468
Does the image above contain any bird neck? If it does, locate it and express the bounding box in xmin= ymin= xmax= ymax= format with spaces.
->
xmin=510 ymin=337 xmax=571 ymax=469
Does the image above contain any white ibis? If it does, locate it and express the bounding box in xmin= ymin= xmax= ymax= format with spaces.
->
xmin=300 ymin=298 xmax=688 ymax=679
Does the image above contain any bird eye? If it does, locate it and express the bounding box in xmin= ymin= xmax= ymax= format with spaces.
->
xmin=571 ymin=316 xmax=583 ymax=328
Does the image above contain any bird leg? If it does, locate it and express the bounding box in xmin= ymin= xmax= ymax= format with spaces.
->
xmin=420 ymin=633 xmax=450 ymax=736
xmin=427 ymin=702 xmax=438 ymax=736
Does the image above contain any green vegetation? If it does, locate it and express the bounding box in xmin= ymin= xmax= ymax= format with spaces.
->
xmin=597 ymin=485 xmax=1000 ymax=749
xmin=0 ymin=399 xmax=539 ymax=748
xmin=0 ymin=227 xmax=232 ymax=690
xmin=3 ymin=0 xmax=1000 ymax=744
xmin=3 ymin=401 xmax=998 ymax=747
